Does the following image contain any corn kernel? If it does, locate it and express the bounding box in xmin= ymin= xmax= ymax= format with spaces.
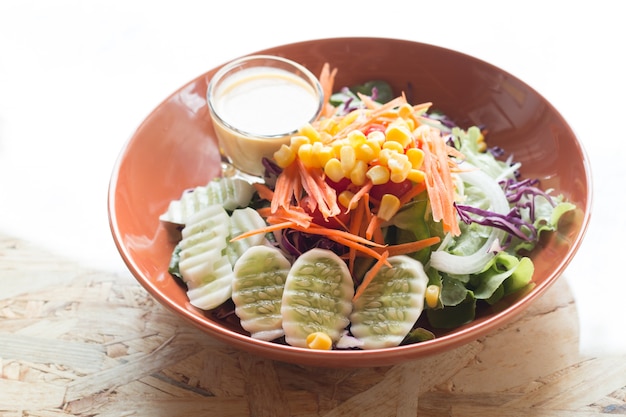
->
xmin=397 ymin=103 xmax=413 ymax=119
xmin=354 ymin=143 xmax=376 ymax=162
xmin=388 ymin=155 xmax=411 ymax=183
xmin=331 ymin=138 xmax=348 ymax=156
xmin=290 ymin=135 xmax=310 ymax=152
xmin=407 ymin=168 xmax=426 ymax=183
xmin=306 ymin=332 xmax=333 ymax=350
xmin=425 ymin=285 xmax=440 ymax=309
xmin=338 ymin=190 xmax=358 ymax=210
xmin=382 ymin=140 xmax=404 ymax=153
xmin=350 ymin=160 xmax=368 ymax=186
xmin=405 ymin=117 xmax=416 ymax=131
xmin=298 ymin=143 xmax=319 ymax=168
xmin=385 ymin=123 xmax=412 ymax=148
xmin=367 ymin=129 xmax=386 ymax=145
xmin=299 ymin=123 xmax=321 ymax=142
xmin=340 ymin=145 xmax=356 ymax=173
xmin=318 ymin=118 xmax=338 ymax=135
xmin=378 ymin=148 xmax=393 ymax=166
xmin=324 ymin=158 xmax=344 ymax=183
xmin=347 ymin=130 xmax=367 ymax=147
xmin=316 ymin=144 xmax=335 ymax=167
xmin=406 ymin=147 xmax=425 ymax=169
xmin=377 ymin=193 xmax=401 ymax=221
xmin=366 ymin=165 xmax=390 ymax=185
xmin=273 ymin=144 xmax=296 ymax=168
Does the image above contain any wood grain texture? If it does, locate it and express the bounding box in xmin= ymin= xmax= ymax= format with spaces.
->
xmin=1 ymin=235 xmax=624 ymax=416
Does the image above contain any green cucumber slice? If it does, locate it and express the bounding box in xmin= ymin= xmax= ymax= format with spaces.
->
xmin=227 ymin=207 xmax=268 ymax=265
xmin=350 ymin=255 xmax=428 ymax=349
xmin=232 ymin=246 xmax=291 ymax=341
xmin=281 ymin=248 xmax=354 ymax=348
xmin=178 ymin=205 xmax=233 ymax=310
xmin=160 ymin=177 xmax=255 ymax=225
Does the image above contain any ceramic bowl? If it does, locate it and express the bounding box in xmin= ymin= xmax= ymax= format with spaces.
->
xmin=108 ymin=37 xmax=592 ymax=367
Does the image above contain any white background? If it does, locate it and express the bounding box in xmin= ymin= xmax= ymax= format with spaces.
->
xmin=1 ymin=0 xmax=624 ymax=354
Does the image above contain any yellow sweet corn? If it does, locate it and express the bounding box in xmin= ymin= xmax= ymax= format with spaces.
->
xmin=382 ymin=140 xmax=404 ymax=153
xmin=406 ymin=147 xmax=424 ymax=169
xmin=354 ymin=142 xmax=377 ymax=162
xmin=290 ymin=135 xmax=310 ymax=152
xmin=407 ymin=168 xmax=426 ymax=183
xmin=340 ymin=144 xmax=356 ymax=173
xmin=350 ymin=160 xmax=368 ymax=186
xmin=366 ymin=165 xmax=390 ymax=185
xmin=324 ymin=158 xmax=344 ymax=183
xmin=377 ymin=194 xmax=401 ymax=221
xmin=315 ymin=143 xmax=335 ymax=167
xmin=338 ymin=190 xmax=358 ymax=210
xmin=385 ymin=122 xmax=412 ymax=148
xmin=282 ymin=114 xmax=428 ymax=189
xmin=297 ymin=143 xmax=318 ymax=168
xmin=299 ymin=123 xmax=321 ymax=143
xmin=306 ymin=332 xmax=333 ymax=350
xmin=367 ymin=130 xmax=386 ymax=146
xmin=347 ymin=129 xmax=367 ymax=147
xmin=274 ymin=144 xmax=296 ymax=168
xmin=397 ymin=103 xmax=414 ymax=119
xmin=425 ymin=285 xmax=440 ymax=309
xmin=387 ymin=153 xmax=411 ymax=183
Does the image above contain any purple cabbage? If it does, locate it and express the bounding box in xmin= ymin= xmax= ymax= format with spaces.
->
xmin=455 ymin=177 xmax=557 ymax=247
xmin=280 ymin=228 xmax=348 ymax=258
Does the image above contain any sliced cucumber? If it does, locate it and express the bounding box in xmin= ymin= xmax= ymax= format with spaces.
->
xmin=232 ymin=246 xmax=291 ymax=341
xmin=350 ymin=255 xmax=428 ymax=349
xmin=160 ymin=177 xmax=255 ymax=225
xmin=281 ymin=248 xmax=354 ymax=348
xmin=227 ymin=207 xmax=268 ymax=266
xmin=177 ymin=205 xmax=233 ymax=310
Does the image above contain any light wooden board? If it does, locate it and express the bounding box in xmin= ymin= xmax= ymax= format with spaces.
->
xmin=1 ymin=235 xmax=625 ymax=416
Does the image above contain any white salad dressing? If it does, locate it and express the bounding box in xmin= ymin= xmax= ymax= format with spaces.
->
xmin=207 ymin=58 xmax=323 ymax=177
xmin=213 ymin=67 xmax=320 ymax=136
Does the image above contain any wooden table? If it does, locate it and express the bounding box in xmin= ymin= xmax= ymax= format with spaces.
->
xmin=1 ymin=234 xmax=625 ymax=416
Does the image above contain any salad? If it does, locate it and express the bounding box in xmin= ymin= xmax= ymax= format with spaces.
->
xmin=160 ymin=63 xmax=575 ymax=350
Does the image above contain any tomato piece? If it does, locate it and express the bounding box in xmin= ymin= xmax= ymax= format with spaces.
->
xmin=325 ymin=177 xmax=351 ymax=193
xmin=369 ymin=179 xmax=413 ymax=201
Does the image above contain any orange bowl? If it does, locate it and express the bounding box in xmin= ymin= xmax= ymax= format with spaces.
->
xmin=108 ymin=37 xmax=591 ymax=367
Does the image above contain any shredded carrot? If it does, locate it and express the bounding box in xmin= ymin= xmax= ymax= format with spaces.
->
xmin=266 ymin=206 xmax=312 ymax=228
xmin=421 ymin=127 xmax=462 ymax=236
xmin=253 ymin=182 xmax=274 ymax=201
xmin=297 ymin=160 xmax=341 ymax=220
xmin=333 ymin=95 xmax=408 ymax=139
xmin=347 ymin=180 xmax=373 ymax=212
xmin=372 ymin=236 xmax=440 ymax=257
xmin=347 ymin=198 xmax=366 ymax=273
xmin=304 ymin=223 xmax=383 ymax=248
xmin=365 ymin=215 xmax=381 ymax=242
xmin=318 ymin=63 xmax=338 ymax=119
xmin=398 ymin=181 xmax=427 ymax=207
xmin=230 ymin=221 xmax=296 ymax=242
xmin=353 ymin=250 xmax=389 ymax=302
xmin=271 ymin=162 xmax=300 ymax=213
xmin=324 ymin=234 xmax=390 ymax=268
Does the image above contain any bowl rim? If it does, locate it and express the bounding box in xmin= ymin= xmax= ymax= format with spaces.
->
xmin=108 ymin=36 xmax=593 ymax=367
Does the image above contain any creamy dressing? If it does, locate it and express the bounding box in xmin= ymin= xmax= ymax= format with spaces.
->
xmin=213 ymin=66 xmax=320 ymax=136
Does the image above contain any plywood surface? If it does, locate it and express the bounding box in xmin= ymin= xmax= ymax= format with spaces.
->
xmin=1 ymin=235 xmax=625 ymax=416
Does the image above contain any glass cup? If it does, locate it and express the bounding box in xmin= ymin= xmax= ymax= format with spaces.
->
xmin=206 ymin=55 xmax=324 ymax=178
